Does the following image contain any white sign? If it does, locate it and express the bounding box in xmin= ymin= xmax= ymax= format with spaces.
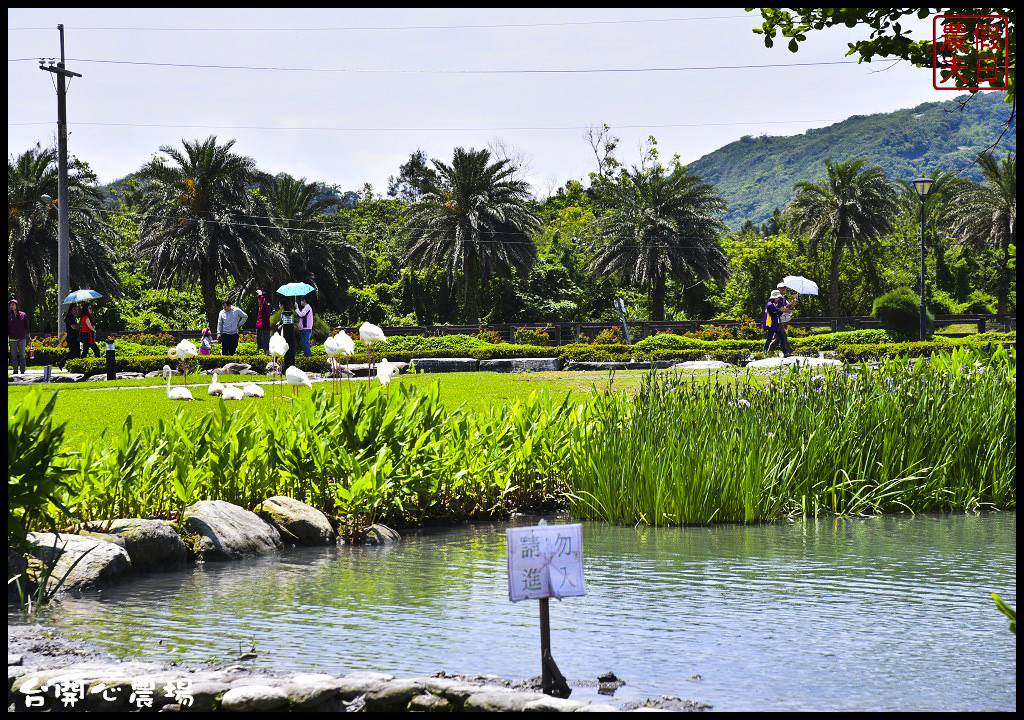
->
xmin=506 ymin=523 xmax=586 ymax=602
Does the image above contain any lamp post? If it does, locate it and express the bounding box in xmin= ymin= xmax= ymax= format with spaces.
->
xmin=912 ymin=178 xmax=934 ymax=341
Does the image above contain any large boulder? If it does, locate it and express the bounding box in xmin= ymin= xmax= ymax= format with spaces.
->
xmin=745 ymin=355 xmax=844 ymax=368
xmin=255 ymin=497 xmax=336 ymax=546
xmin=409 ymin=358 xmax=478 ymax=373
xmin=182 ymin=500 xmax=283 ymax=561
xmin=479 ymin=358 xmax=561 ymax=373
xmin=82 ymin=519 xmax=187 ymax=572
xmin=363 ymin=524 xmax=400 ymax=545
xmin=220 ymin=362 xmax=252 ymax=374
xmin=48 ymin=373 xmax=84 ymax=383
xmin=25 ymin=533 xmax=133 ymax=592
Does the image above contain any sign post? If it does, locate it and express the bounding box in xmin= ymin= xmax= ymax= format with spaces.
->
xmin=506 ymin=523 xmax=585 ymax=698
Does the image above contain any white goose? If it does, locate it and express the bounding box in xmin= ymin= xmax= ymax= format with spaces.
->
xmin=285 ymin=365 xmax=312 ymax=397
xmin=208 ymin=372 xmax=225 ymax=397
xmin=164 ymin=365 xmax=194 ymax=401
xmin=221 ymin=384 xmax=245 ymax=400
xmin=242 ymin=382 xmax=265 ymax=398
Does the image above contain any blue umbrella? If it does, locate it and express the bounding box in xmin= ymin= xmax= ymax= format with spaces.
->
xmin=277 ymin=282 xmax=316 ymax=297
xmin=63 ymin=289 xmax=102 ymax=304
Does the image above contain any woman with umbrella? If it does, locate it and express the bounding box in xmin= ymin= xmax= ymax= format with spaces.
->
xmin=80 ymin=304 xmax=101 ymax=358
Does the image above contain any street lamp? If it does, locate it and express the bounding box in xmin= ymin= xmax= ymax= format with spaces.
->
xmin=912 ymin=177 xmax=934 ymax=341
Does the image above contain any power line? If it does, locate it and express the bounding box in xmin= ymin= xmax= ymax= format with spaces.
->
xmin=7 ymin=57 xmax=861 ymax=74
xmin=7 ymin=119 xmax=839 ymax=132
xmin=7 ymin=15 xmax=754 ymax=32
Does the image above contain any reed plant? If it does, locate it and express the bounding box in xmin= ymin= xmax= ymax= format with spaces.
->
xmin=566 ymin=346 xmax=1016 ymax=525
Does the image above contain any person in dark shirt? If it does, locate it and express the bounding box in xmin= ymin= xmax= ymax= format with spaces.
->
xmin=763 ymin=290 xmax=792 ymax=357
xmin=277 ymin=298 xmax=296 ymax=372
xmin=8 ymin=298 xmax=31 ymax=374
xmin=59 ymin=304 xmax=81 ymax=370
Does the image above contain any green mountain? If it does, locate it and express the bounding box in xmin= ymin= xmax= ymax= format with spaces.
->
xmin=687 ymin=92 xmax=1016 ymax=228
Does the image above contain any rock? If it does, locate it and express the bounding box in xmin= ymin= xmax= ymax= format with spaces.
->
xmin=9 ymin=374 xmax=45 ymax=383
xmin=145 ymin=369 xmax=180 ymax=378
xmin=26 ymin=533 xmax=133 ymax=593
xmin=479 ymin=358 xmax=561 ymax=373
xmin=255 ymin=497 xmax=336 ymax=546
xmin=419 ymin=677 xmax=487 ymax=704
xmin=344 ymin=363 xmax=370 ymax=377
xmin=239 ymin=369 xmax=259 ymax=375
xmin=74 ymin=530 xmax=126 ymax=548
xmin=83 ymin=519 xmax=187 ymax=572
xmin=219 ymin=685 xmax=289 ymax=712
xmin=220 ymin=363 xmax=251 ymax=374
xmin=408 ymin=358 xmax=478 ymax=373
xmin=335 ymin=671 xmax=394 ymax=700
xmin=408 ymin=693 xmax=455 ymax=711
xmin=670 ymin=360 xmax=733 ymax=369
xmin=598 ymin=671 xmax=620 ymax=683
xmin=523 ymin=696 xmax=585 ymax=712
xmin=8 ymin=655 xmax=23 ymax=666
xmin=575 ymin=702 xmax=622 ymax=712
xmin=363 ymin=524 xmax=400 ymax=545
xmin=265 ymin=362 xmax=281 ymax=375
xmin=463 ymin=689 xmax=548 ymax=712
xmin=48 ymin=373 xmax=84 ymax=383
xmin=84 ymin=372 xmax=144 ymax=382
xmin=8 ymin=548 xmax=27 ymax=602
xmin=281 ymin=674 xmax=345 ymax=710
xmin=363 ymin=680 xmax=424 ymax=711
xmin=182 ymin=500 xmax=283 ymax=561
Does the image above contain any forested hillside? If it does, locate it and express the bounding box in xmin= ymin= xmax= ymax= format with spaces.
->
xmin=688 ymin=92 xmax=1016 ymax=227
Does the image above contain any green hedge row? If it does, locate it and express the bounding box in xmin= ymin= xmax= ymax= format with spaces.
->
xmin=835 ymin=338 xmax=1015 ymax=363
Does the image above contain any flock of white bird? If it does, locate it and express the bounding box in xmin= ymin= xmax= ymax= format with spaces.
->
xmin=161 ymin=322 xmax=398 ymax=401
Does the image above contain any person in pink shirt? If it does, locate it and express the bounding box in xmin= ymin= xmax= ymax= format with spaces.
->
xmin=296 ymin=297 xmax=313 ymax=357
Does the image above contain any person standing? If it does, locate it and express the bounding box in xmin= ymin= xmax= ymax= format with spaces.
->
xmin=255 ymin=289 xmax=272 ymax=355
xmin=80 ymin=304 xmax=101 ymax=358
xmin=277 ymin=298 xmax=296 ymax=371
xmin=296 ymin=297 xmax=314 ymax=357
xmin=216 ymin=299 xmax=248 ymax=356
xmin=763 ymin=290 xmax=791 ymax=357
xmin=7 ymin=299 xmax=31 ymax=374
xmin=199 ymin=327 xmax=213 ymax=356
xmin=59 ymin=304 xmax=80 ymax=370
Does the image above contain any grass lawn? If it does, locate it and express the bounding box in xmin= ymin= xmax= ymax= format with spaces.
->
xmin=7 ymin=368 xmax=770 ymax=445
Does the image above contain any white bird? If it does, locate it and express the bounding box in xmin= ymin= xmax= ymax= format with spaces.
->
xmin=359 ymin=322 xmax=387 ymax=385
xmin=285 ymin=365 xmax=312 ymax=397
xmin=269 ymin=332 xmax=290 ymax=397
xmin=208 ymin=372 xmax=225 ymax=397
xmin=324 ymin=334 xmax=342 ymax=394
xmin=221 ymin=384 xmax=245 ymax=400
xmin=163 ymin=365 xmax=194 ymax=401
xmin=377 ymin=357 xmax=399 ymax=387
xmin=242 ymin=382 xmax=264 ymax=398
xmin=358 ymin=322 xmax=387 ymax=345
xmin=336 ymin=330 xmax=355 ymax=356
xmin=167 ymin=339 xmax=199 ymax=384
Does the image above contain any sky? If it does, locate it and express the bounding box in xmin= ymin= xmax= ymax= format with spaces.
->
xmin=8 ymin=8 xmax=957 ymax=197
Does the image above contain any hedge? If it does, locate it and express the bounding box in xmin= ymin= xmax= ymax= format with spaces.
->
xmin=835 ymin=338 xmax=1015 ymax=363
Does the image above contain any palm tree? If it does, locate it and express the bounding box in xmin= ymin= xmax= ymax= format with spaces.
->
xmin=589 ymin=163 xmax=728 ymax=321
xmin=134 ymin=136 xmax=286 ymax=329
xmin=787 ymin=159 xmax=900 ymax=317
xmin=404 ymin=147 xmax=540 ymax=323
xmin=942 ymin=153 xmax=1016 ymax=315
xmin=7 ymin=144 xmax=120 ymax=330
xmin=260 ymin=174 xmax=362 ymax=312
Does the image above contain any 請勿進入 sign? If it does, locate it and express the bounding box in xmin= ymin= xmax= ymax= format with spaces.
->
xmin=506 ymin=524 xmax=585 ymax=602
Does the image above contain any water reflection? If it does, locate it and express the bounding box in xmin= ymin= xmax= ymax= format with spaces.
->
xmin=21 ymin=513 xmax=1016 ymax=711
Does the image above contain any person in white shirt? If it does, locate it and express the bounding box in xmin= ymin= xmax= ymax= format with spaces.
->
xmin=296 ymin=298 xmax=314 ymax=357
xmin=216 ymin=300 xmax=248 ymax=356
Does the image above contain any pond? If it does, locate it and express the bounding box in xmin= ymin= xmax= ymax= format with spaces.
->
xmin=18 ymin=512 xmax=1016 ymax=711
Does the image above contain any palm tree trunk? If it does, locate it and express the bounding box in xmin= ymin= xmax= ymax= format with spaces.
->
xmin=463 ymin=250 xmax=479 ymax=324
xmin=651 ymin=270 xmax=666 ymax=321
xmin=829 ymin=223 xmax=847 ymax=318
xmin=996 ymin=222 xmax=1014 ymax=316
xmin=200 ymin=269 xmax=219 ymax=331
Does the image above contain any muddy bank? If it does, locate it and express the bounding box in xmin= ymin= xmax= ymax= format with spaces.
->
xmin=7 ymin=625 xmax=709 ymax=712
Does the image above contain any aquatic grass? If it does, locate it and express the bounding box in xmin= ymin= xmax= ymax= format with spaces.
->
xmin=567 ymin=346 xmax=1016 ymax=525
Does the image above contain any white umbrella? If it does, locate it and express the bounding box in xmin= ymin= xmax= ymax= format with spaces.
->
xmin=782 ymin=276 xmax=818 ymax=295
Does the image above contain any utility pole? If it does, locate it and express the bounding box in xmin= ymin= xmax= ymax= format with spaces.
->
xmin=39 ymin=24 xmax=82 ymax=339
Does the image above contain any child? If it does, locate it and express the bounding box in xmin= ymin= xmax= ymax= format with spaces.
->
xmin=199 ymin=327 xmax=213 ymax=356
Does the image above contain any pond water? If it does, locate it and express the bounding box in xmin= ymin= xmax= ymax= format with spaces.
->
xmin=21 ymin=512 xmax=1016 ymax=711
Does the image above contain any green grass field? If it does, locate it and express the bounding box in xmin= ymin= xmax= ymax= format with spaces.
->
xmin=7 ymin=371 xmax=659 ymax=443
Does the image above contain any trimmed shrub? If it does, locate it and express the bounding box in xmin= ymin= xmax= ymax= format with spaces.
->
xmin=958 ymin=289 xmax=997 ymax=314
xmin=591 ymin=327 xmax=625 ymax=345
xmin=558 ymin=344 xmax=632 ymax=362
xmin=471 ymin=344 xmax=559 ymax=360
xmin=791 ymin=330 xmax=892 ymax=351
xmin=872 ymin=287 xmax=934 ymax=335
